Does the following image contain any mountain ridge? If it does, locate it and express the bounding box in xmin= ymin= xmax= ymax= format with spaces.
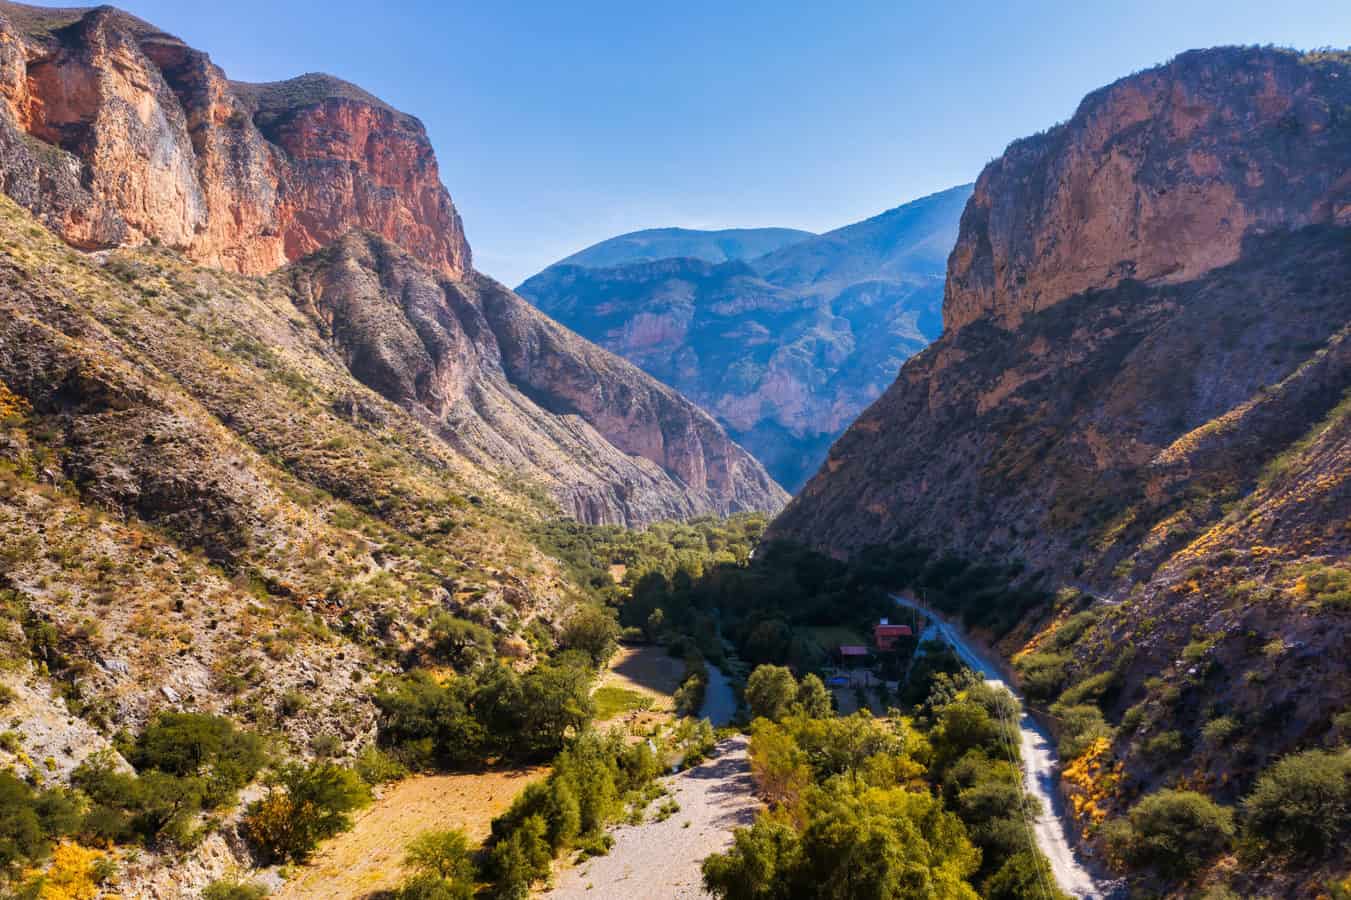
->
xmin=519 ymin=183 xmax=972 ymax=489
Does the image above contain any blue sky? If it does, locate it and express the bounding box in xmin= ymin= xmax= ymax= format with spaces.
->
xmin=34 ymin=0 xmax=1351 ymax=284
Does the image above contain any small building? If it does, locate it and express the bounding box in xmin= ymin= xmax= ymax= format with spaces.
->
xmin=837 ymin=644 xmax=870 ymax=666
xmin=874 ymin=618 xmax=913 ymax=651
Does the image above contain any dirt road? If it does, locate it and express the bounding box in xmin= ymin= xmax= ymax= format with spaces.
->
xmin=893 ymin=595 xmax=1109 ymax=900
xmin=543 ymin=735 xmax=758 ymax=899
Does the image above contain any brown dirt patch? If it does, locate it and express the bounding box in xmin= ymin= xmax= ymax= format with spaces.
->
xmin=275 ymin=767 xmax=545 ymax=899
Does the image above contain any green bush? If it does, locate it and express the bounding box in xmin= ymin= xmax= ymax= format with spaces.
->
xmin=243 ymin=762 xmax=370 ymax=863
xmin=1122 ymin=789 xmax=1234 ymax=877
xmin=1050 ymin=704 xmax=1114 ymax=760
xmin=203 ymin=879 xmax=271 ymax=900
xmin=1141 ymin=730 xmax=1185 ymax=761
xmin=0 ymin=771 xmax=80 ymax=870
xmin=1242 ymin=748 xmax=1351 ymax=859
xmin=1014 ymin=653 xmax=1071 ymax=703
xmin=131 ymin=712 xmax=265 ymax=807
xmin=396 ymin=829 xmax=477 ymax=899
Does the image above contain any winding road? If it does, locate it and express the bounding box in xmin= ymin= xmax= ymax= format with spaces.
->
xmin=893 ymin=595 xmax=1110 ymax=900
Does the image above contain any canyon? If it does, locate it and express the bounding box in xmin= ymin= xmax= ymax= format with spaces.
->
xmin=519 ymin=185 xmax=971 ymax=489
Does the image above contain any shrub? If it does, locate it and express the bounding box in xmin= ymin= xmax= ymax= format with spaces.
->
xmin=243 ymin=762 xmax=370 ymax=863
xmin=1242 ymin=748 xmax=1351 ymax=859
xmin=397 ymin=829 xmax=477 ymax=899
xmin=203 ymin=879 xmax=271 ymax=900
xmin=1051 ymin=704 xmax=1114 ymax=760
xmin=1014 ymin=653 xmax=1071 ymax=703
xmin=1123 ymin=789 xmax=1234 ymax=877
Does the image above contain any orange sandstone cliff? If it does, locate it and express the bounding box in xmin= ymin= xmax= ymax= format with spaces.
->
xmin=0 ymin=1 xmax=470 ymax=277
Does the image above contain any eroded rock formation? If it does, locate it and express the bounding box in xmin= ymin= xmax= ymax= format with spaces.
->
xmin=0 ymin=1 xmax=469 ymax=277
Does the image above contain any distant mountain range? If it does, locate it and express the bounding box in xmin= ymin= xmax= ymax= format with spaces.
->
xmin=517 ymin=184 xmax=973 ymax=489
xmin=552 ymin=226 xmax=815 ymax=269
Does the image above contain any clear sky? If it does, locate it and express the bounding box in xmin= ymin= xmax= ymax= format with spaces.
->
xmin=28 ymin=0 xmax=1351 ymax=285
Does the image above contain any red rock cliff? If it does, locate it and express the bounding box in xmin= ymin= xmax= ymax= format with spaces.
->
xmin=945 ymin=47 xmax=1351 ymax=331
xmin=0 ymin=1 xmax=469 ymax=277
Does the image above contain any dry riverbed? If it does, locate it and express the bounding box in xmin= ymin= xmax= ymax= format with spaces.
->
xmin=543 ymin=735 xmax=758 ymax=899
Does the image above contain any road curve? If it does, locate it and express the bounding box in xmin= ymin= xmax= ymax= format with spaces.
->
xmin=893 ymin=595 xmax=1109 ymax=900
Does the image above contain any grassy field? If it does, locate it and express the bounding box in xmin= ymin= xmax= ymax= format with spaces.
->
xmin=274 ymin=767 xmax=545 ymax=899
xmin=593 ymin=685 xmax=652 ymax=719
xmin=592 ymin=645 xmax=686 ymax=731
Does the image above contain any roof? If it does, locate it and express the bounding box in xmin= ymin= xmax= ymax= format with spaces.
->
xmin=839 ymin=644 xmax=870 ymax=656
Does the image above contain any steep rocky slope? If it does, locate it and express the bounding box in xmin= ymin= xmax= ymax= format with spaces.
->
xmin=285 ymin=233 xmax=786 ymax=525
xmin=0 ymin=0 xmax=470 ymax=277
xmin=519 ymin=185 xmax=971 ymax=489
xmin=0 ymin=0 xmax=784 ymax=528
xmin=770 ymin=46 xmax=1350 ymax=891
xmin=548 ymin=225 xmax=814 ymax=269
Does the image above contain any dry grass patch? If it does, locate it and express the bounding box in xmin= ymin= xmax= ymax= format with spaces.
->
xmin=275 ymin=767 xmax=546 ymax=899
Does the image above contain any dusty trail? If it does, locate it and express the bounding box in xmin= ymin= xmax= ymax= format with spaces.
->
xmin=893 ymin=594 xmax=1110 ymax=900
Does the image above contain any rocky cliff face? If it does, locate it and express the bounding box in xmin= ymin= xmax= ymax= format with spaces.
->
xmin=770 ymin=48 xmax=1351 ymax=880
xmin=519 ymin=185 xmax=971 ymax=490
xmin=288 ymin=233 xmax=787 ymax=525
xmin=0 ymin=1 xmax=470 ymax=277
xmin=0 ymin=1 xmax=783 ymax=527
xmin=945 ymin=47 xmax=1351 ymax=332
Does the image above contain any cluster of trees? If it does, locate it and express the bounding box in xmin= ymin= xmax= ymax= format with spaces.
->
xmin=702 ymin=666 xmax=1067 ymax=900
xmin=73 ymin=712 xmax=266 ymax=850
xmin=373 ymin=656 xmax=596 ymax=768
xmin=384 ymin=721 xmax=716 ymax=899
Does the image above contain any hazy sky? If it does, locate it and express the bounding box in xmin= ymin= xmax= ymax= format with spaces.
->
xmin=29 ymin=1 xmax=1351 ymax=284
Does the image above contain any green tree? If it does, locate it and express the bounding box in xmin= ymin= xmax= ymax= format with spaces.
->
xmin=749 ymin=720 xmax=813 ymax=814
xmin=0 ymin=771 xmax=78 ymax=870
xmin=1125 ymin=789 xmax=1234 ymax=877
xmin=746 ymin=665 xmax=798 ymax=722
xmin=982 ymin=851 xmax=1070 ymax=900
xmin=244 ymin=762 xmax=370 ymax=863
xmin=702 ymin=817 xmax=801 ymax=900
xmin=559 ymin=605 xmax=618 ymax=666
xmin=1242 ymin=748 xmax=1350 ymax=859
xmin=795 ymin=674 xmax=832 ymax=718
xmin=132 ymin=712 xmax=265 ymax=807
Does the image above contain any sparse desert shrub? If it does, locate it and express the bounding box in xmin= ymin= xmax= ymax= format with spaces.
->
xmin=203 ymin=879 xmax=271 ymax=900
xmin=1201 ymin=715 xmax=1238 ymax=746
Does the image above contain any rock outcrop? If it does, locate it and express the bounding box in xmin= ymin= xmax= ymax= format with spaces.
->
xmin=518 ymin=185 xmax=971 ymax=489
xmin=288 ymin=233 xmax=788 ymax=525
xmin=945 ymin=47 xmax=1351 ymax=332
xmin=774 ymin=48 xmax=1351 ymax=571
xmin=0 ymin=1 xmax=469 ymax=277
